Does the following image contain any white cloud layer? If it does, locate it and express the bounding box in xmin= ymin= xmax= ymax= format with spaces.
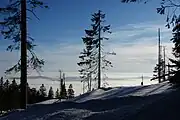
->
xmin=0 ymin=21 xmax=175 ymax=81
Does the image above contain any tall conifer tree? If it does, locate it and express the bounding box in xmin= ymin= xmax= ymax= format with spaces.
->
xmin=78 ymin=10 xmax=115 ymax=90
xmin=0 ymin=0 xmax=48 ymax=108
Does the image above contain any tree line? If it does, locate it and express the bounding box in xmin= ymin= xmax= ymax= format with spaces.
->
xmin=0 ymin=77 xmax=75 ymax=113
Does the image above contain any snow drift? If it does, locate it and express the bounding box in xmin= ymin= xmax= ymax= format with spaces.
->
xmin=0 ymin=81 xmax=174 ymax=120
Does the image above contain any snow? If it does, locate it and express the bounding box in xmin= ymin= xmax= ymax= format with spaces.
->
xmin=126 ymin=81 xmax=172 ymax=96
xmin=0 ymin=81 xmax=174 ymax=120
xmin=72 ymin=81 xmax=171 ymax=103
xmin=34 ymin=99 xmax=60 ymax=105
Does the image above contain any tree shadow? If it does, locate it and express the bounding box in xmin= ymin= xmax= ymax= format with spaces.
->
xmin=0 ymin=89 xmax=172 ymax=120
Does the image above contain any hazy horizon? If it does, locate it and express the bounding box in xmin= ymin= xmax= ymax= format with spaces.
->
xmin=3 ymin=72 xmax=158 ymax=95
xmin=4 ymin=72 xmax=153 ymax=81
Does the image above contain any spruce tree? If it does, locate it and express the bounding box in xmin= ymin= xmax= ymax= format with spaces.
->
xmin=27 ymin=83 xmax=31 ymax=104
xmin=171 ymin=24 xmax=180 ymax=60
xmin=0 ymin=77 xmax=4 ymax=94
xmin=48 ymin=86 xmax=54 ymax=99
xmin=0 ymin=0 xmax=47 ymax=73
xmin=39 ymin=84 xmax=47 ymax=97
xmin=151 ymin=48 xmax=165 ymax=82
xmin=11 ymin=78 xmax=18 ymax=88
xmin=0 ymin=77 xmax=3 ymax=88
xmin=0 ymin=77 xmax=4 ymax=112
xmin=169 ymin=23 xmax=180 ymax=84
xmin=29 ymin=88 xmax=37 ymax=104
xmin=59 ymin=73 xmax=67 ymax=99
xmin=9 ymin=79 xmax=20 ymax=109
xmin=67 ymin=84 xmax=75 ymax=99
xmin=55 ymin=88 xmax=60 ymax=99
xmin=78 ymin=10 xmax=115 ymax=90
xmin=4 ymin=79 xmax=10 ymax=90
xmin=3 ymin=79 xmax=10 ymax=111
xmin=0 ymin=0 xmax=48 ymax=108
xmin=60 ymin=84 xmax=67 ymax=99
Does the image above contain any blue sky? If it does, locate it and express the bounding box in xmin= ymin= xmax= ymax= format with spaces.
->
xmin=27 ymin=0 xmax=165 ymax=45
xmin=0 ymin=0 xmax=174 ymax=80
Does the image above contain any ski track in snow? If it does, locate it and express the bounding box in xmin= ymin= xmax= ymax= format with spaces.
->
xmin=0 ymin=82 xmax=173 ymax=120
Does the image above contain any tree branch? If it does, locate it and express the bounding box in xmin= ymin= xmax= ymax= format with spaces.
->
xmin=26 ymin=9 xmax=40 ymax=20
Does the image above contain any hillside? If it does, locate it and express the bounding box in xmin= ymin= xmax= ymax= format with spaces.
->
xmin=0 ymin=81 xmax=178 ymax=120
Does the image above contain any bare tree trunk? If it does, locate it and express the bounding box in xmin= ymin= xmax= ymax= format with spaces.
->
xmin=98 ymin=10 xmax=101 ymax=89
xmin=163 ymin=46 xmax=166 ymax=81
xmin=20 ymin=0 xmax=27 ymax=109
xmin=158 ymin=28 xmax=161 ymax=83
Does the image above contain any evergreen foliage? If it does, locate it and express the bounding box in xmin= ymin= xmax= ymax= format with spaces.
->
xmin=151 ymin=48 xmax=166 ymax=82
xmin=60 ymin=84 xmax=67 ymax=99
xmin=0 ymin=0 xmax=48 ymax=108
xmin=55 ymin=88 xmax=60 ymax=99
xmin=121 ymin=0 xmax=180 ymax=84
xmin=48 ymin=86 xmax=54 ymax=99
xmin=169 ymin=23 xmax=180 ymax=84
xmin=39 ymin=84 xmax=47 ymax=97
xmin=0 ymin=0 xmax=47 ymax=74
xmin=77 ymin=10 xmax=115 ymax=91
xmin=67 ymin=84 xmax=75 ymax=99
xmin=0 ymin=78 xmax=55 ymax=113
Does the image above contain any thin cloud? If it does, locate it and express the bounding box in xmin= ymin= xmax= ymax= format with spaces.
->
xmin=0 ymin=21 xmax=175 ymax=79
xmin=105 ymin=21 xmax=172 ymax=45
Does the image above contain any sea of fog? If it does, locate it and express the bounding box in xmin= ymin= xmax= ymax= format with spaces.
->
xmin=5 ymin=72 xmax=158 ymax=96
xmin=28 ymin=78 xmax=158 ymax=96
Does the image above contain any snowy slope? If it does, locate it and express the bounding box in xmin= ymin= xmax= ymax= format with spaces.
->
xmin=34 ymin=99 xmax=60 ymax=105
xmin=72 ymin=81 xmax=171 ymax=103
xmin=33 ymin=98 xmax=69 ymax=105
xmin=0 ymin=81 xmax=174 ymax=120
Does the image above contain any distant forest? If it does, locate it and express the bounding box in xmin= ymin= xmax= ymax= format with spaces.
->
xmin=0 ymin=77 xmax=75 ymax=113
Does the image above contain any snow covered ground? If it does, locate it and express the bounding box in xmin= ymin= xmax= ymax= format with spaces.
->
xmin=0 ymin=81 xmax=176 ymax=120
xmin=72 ymin=81 xmax=171 ymax=103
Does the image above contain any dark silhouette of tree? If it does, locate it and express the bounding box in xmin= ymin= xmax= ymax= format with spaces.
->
xmin=9 ymin=79 xmax=20 ymax=109
xmin=0 ymin=77 xmax=3 ymax=90
xmin=27 ymin=83 xmax=31 ymax=104
xmin=28 ymin=87 xmax=37 ymax=104
xmin=78 ymin=10 xmax=115 ymax=90
xmin=59 ymin=73 xmax=67 ymax=99
xmin=0 ymin=77 xmax=4 ymax=113
xmin=67 ymin=84 xmax=75 ymax=99
xmin=2 ymin=79 xmax=11 ymax=111
xmin=0 ymin=0 xmax=48 ymax=108
xmin=0 ymin=0 xmax=47 ymax=73
xmin=121 ymin=0 xmax=180 ymax=84
xmin=11 ymin=78 xmax=18 ymax=87
xmin=36 ymin=90 xmax=40 ymax=97
xmin=48 ymin=86 xmax=54 ymax=99
xmin=60 ymin=84 xmax=67 ymax=99
xmin=4 ymin=79 xmax=10 ymax=90
xmin=39 ymin=84 xmax=47 ymax=97
xmin=0 ymin=82 xmax=55 ymax=112
xmin=55 ymin=88 xmax=60 ymax=99
xmin=168 ymin=23 xmax=180 ymax=84
xmin=171 ymin=24 xmax=180 ymax=59
xmin=121 ymin=0 xmax=180 ymax=28
xmin=151 ymin=48 xmax=165 ymax=82
xmin=151 ymin=24 xmax=180 ymax=84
